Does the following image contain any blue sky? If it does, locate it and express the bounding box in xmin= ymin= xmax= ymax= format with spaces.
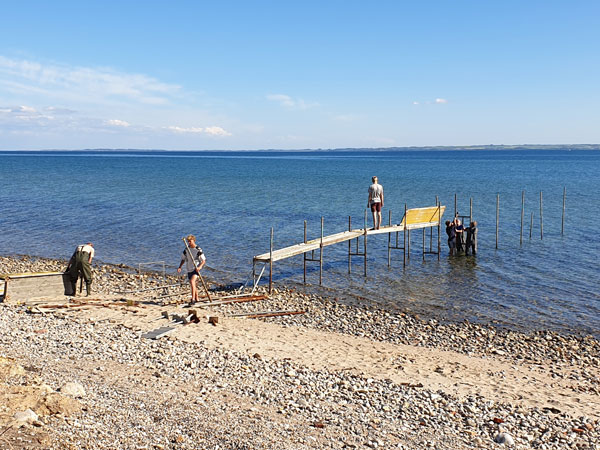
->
xmin=1 ymin=1 xmax=599 ymax=150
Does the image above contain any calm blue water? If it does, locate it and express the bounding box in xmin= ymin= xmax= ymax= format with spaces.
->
xmin=1 ymin=149 xmax=599 ymax=337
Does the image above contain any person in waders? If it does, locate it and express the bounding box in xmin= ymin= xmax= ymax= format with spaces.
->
xmin=67 ymin=242 xmax=95 ymax=296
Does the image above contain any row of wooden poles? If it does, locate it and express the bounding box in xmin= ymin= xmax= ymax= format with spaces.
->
xmin=492 ymin=187 xmax=567 ymax=249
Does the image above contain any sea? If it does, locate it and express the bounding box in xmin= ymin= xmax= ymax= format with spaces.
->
xmin=1 ymin=149 xmax=599 ymax=338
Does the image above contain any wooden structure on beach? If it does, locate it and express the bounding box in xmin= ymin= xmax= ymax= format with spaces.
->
xmin=0 ymin=271 xmax=69 ymax=303
xmin=253 ymin=204 xmax=445 ymax=292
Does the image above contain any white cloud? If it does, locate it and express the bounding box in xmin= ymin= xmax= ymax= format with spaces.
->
xmin=0 ymin=55 xmax=181 ymax=106
xmin=266 ymin=93 xmax=318 ymax=110
xmin=204 ymin=126 xmax=231 ymax=137
xmin=106 ymin=119 xmax=130 ymax=127
xmin=166 ymin=125 xmax=231 ymax=137
xmin=435 ymin=98 xmax=448 ymax=104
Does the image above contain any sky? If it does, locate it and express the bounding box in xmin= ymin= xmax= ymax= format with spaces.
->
xmin=1 ymin=1 xmax=599 ymax=150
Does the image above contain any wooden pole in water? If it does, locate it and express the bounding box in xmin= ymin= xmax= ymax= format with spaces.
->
xmin=496 ymin=194 xmax=499 ymax=249
xmin=540 ymin=191 xmax=544 ymax=240
xmin=562 ymin=187 xmax=566 ymax=236
xmin=437 ymin=199 xmax=441 ymax=260
xmin=388 ymin=210 xmax=392 ymax=267
xmin=269 ymin=227 xmax=273 ymax=294
xmin=520 ymin=191 xmax=525 ymax=246
xmin=530 ymin=212 xmax=533 ymax=239
xmin=470 ymin=197 xmax=473 ymax=224
xmin=348 ymin=216 xmax=352 ymax=273
xmin=454 ymin=193 xmax=457 ymax=218
xmin=364 ymin=209 xmax=368 ymax=276
xmin=319 ymin=217 xmax=324 ymax=285
xmin=303 ymin=220 xmax=307 ymax=283
xmin=403 ymin=203 xmax=407 ymax=267
xmin=422 ymin=227 xmax=425 ymax=261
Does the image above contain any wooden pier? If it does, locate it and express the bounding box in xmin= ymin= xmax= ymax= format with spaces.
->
xmin=253 ymin=204 xmax=445 ymax=292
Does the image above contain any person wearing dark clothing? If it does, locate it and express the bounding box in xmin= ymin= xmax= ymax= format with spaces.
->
xmin=454 ymin=218 xmax=465 ymax=253
xmin=465 ymin=221 xmax=478 ymax=255
xmin=67 ymin=243 xmax=94 ymax=296
xmin=445 ymin=220 xmax=456 ymax=256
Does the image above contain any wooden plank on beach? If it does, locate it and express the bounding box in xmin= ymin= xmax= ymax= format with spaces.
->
xmin=141 ymin=326 xmax=175 ymax=340
xmin=228 ymin=310 xmax=305 ymax=319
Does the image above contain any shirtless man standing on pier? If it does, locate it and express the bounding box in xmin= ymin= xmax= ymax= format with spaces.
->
xmin=368 ymin=176 xmax=384 ymax=230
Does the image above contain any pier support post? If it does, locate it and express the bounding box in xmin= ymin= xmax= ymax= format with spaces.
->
xmin=269 ymin=227 xmax=273 ymax=294
xmin=319 ymin=217 xmax=324 ymax=286
xmin=364 ymin=209 xmax=368 ymax=276
xmin=437 ymin=199 xmax=441 ymax=260
xmin=348 ymin=216 xmax=352 ymax=273
xmin=562 ymin=187 xmax=566 ymax=236
xmin=530 ymin=212 xmax=533 ymax=239
xmin=496 ymin=194 xmax=499 ymax=249
xmin=520 ymin=191 xmax=525 ymax=246
xmin=303 ymin=220 xmax=307 ymax=283
xmin=470 ymin=197 xmax=473 ymax=224
xmin=388 ymin=210 xmax=392 ymax=267
xmin=454 ymin=193 xmax=457 ymax=218
xmin=540 ymin=191 xmax=544 ymax=240
xmin=403 ymin=203 xmax=407 ymax=267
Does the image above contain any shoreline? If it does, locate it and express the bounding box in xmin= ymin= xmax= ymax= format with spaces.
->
xmin=0 ymin=255 xmax=599 ymax=449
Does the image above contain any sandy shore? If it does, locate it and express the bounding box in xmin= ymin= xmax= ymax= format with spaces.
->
xmin=0 ymin=255 xmax=599 ymax=449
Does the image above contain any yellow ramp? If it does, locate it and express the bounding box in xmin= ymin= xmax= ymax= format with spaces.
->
xmin=400 ymin=205 xmax=446 ymax=229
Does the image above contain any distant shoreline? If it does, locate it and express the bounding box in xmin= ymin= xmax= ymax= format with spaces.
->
xmin=1 ymin=144 xmax=600 ymax=153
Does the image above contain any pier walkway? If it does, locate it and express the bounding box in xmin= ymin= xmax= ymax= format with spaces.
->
xmin=253 ymin=205 xmax=446 ymax=291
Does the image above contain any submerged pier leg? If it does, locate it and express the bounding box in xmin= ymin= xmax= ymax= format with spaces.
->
xmin=348 ymin=216 xmax=352 ymax=273
xmin=562 ymin=187 xmax=566 ymax=236
xmin=364 ymin=209 xmax=368 ymax=277
xmin=319 ymin=217 xmax=324 ymax=286
xmin=388 ymin=211 xmax=392 ymax=267
xmin=269 ymin=227 xmax=273 ymax=294
xmin=403 ymin=203 xmax=407 ymax=267
xmin=304 ymin=220 xmax=307 ymax=283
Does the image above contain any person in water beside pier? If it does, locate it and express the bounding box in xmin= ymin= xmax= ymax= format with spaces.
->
xmin=66 ymin=242 xmax=95 ymax=296
xmin=465 ymin=221 xmax=478 ymax=255
xmin=367 ymin=176 xmax=384 ymax=230
xmin=445 ymin=221 xmax=456 ymax=256
xmin=177 ymin=234 xmax=206 ymax=304
xmin=454 ymin=217 xmax=465 ymax=253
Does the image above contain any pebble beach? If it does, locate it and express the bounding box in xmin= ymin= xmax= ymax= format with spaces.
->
xmin=0 ymin=255 xmax=599 ymax=449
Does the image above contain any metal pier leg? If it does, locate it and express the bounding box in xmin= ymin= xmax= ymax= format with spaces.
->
xmin=520 ymin=191 xmax=525 ymax=246
xmin=304 ymin=220 xmax=307 ymax=284
xmin=319 ymin=217 xmax=324 ymax=286
xmin=422 ymin=227 xmax=425 ymax=261
xmin=496 ymin=194 xmax=499 ymax=249
xmin=403 ymin=203 xmax=407 ymax=267
xmin=454 ymin=193 xmax=457 ymax=217
xmin=470 ymin=197 xmax=473 ymax=224
xmin=540 ymin=191 xmax=543 ymax=240
xmin=437 ymin=201 xmax=441 ymax=260
xmin=269 ymin=227 xmax=273 ymax=294
xmin=348 ymin=216 xmax=352 ymax=273
xmin=388 ymin=210 xmax=392 ymax=267
xmin=364 ymin=209 xmax=368 ymax=277
xmin=562 ymin=187 xmax=566 ymax=236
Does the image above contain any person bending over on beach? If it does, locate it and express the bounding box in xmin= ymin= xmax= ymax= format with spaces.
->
xmin=465 ymin=221 xmax=478 ymax=255
xmin=445 ymin=221 xmax=456 ymax=256
xmin=177 ymin=235 xmax=206 ymax=304
xmin=67 ymin=242 xmax=95 ymax=296
xmin=367 ymin=176 xmax=384 ymax=230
